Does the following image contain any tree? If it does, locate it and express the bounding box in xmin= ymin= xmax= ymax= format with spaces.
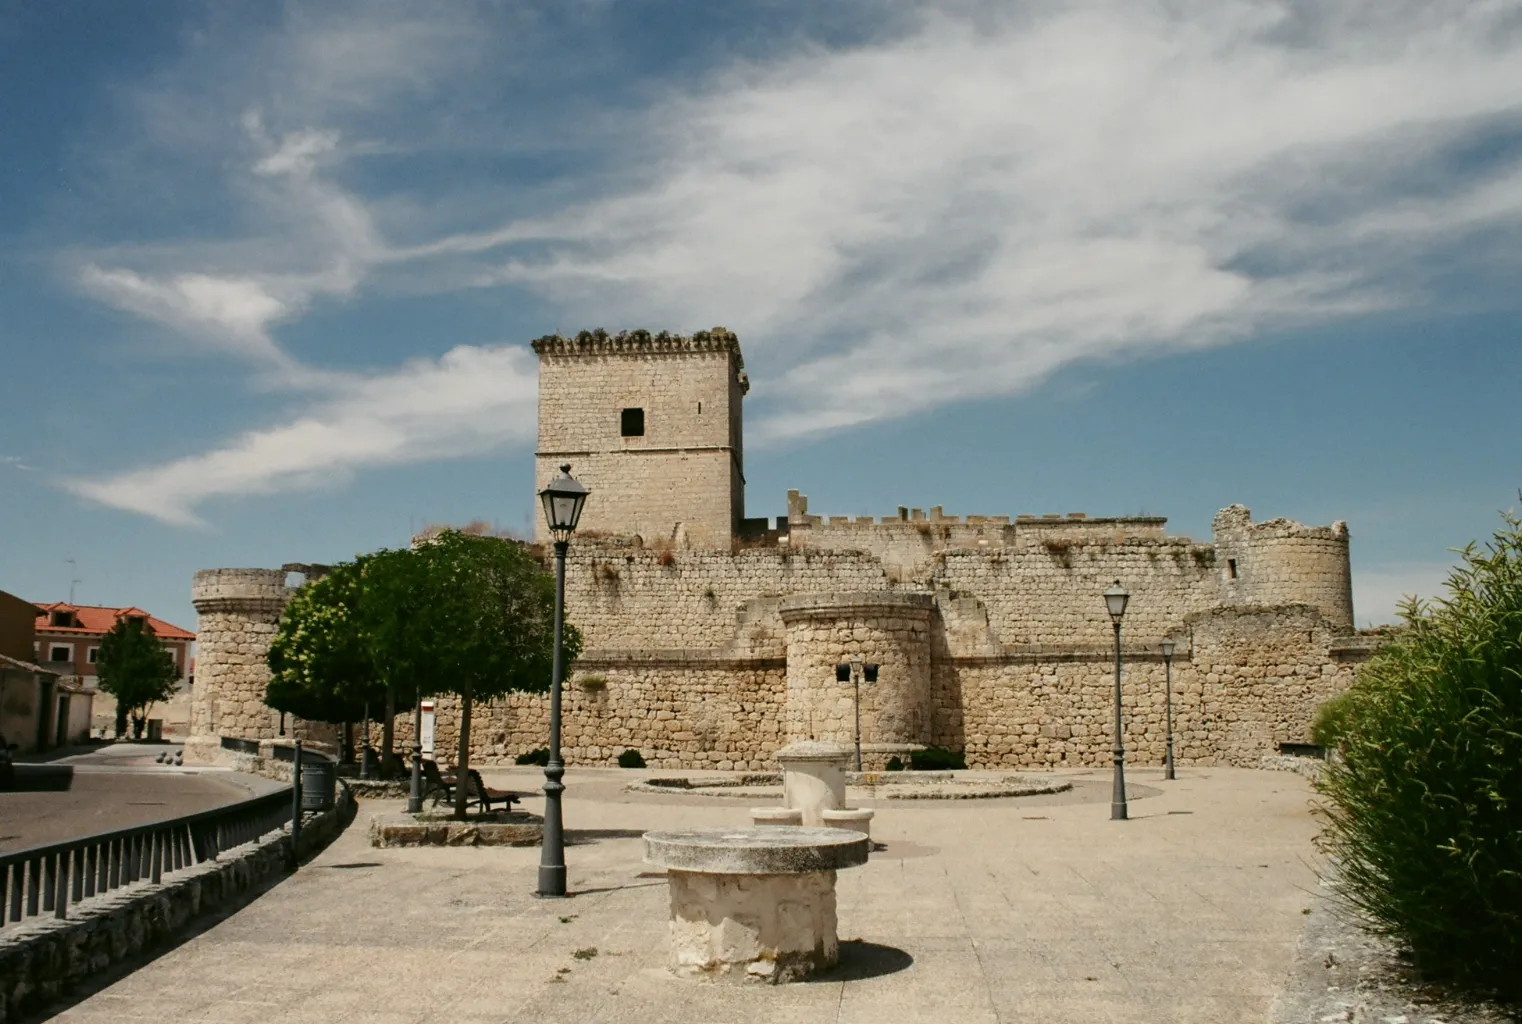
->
xmin=96 ymin=618 xmax=179 ymax=739
xmin=267 ymin=558 xmax=413 ymax=771
xmin=1315 ymin=506 xmax=1522 ymax=1000
xmin=367 ymin=531 xmax=580 ymax=819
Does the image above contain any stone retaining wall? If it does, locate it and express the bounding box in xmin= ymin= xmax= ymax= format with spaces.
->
xmin=0 ymin=790 xmax=354 ymax=1023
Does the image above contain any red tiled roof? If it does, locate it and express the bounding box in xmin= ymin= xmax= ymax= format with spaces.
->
xmin=33 ymin=603 xmax=196 ymax=641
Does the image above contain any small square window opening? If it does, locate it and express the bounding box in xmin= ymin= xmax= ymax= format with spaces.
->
xmin=1227 ymin=558 xmax=1238 ymax=580
xmin=87 ymin=647 xmax=99 ymax=664
xmin=620 ymin=408 xmax=645 ymax=437
xmin=50 ymin=645 xmax=71 ymax=662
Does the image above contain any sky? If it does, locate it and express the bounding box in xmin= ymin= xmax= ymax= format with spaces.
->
xmin=2 ymin=0 xmax=1520 ymax=636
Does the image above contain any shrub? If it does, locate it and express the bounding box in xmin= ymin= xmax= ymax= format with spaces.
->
xmin=617 ymin=748 xmax=646 ymax=768
xmin=909 ymin=746 xmax=967 ymax=771
xmin=1315 ymin=507 xmax=1522 ymax=1000
xmin=515 ymin=747 xmax=550 ymax=766
xmin=1309 ymin=688 xmax=1359 ymax=748
xmin=884 ymin=756 xmax=905 ymax=771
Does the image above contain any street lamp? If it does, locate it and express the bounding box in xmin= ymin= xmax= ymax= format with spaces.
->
xmin=1161 ymin=638 xmax=1176 ymax=781
xmin=835 ymin=659 xmax=880 ymax=771
xmin=538 ymin=463 xmax=589 ymax=898
xmin=1104 ymin=581 xmax=1130 ymax=821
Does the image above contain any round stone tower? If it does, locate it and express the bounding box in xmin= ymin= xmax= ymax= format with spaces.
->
xmin=1211 ymin=505 xmax=1354 ymax=632
xmin=779 ymin=592 xmax=935 ymax=769
xmin=182 ymin=569 xmax=291 ymax=765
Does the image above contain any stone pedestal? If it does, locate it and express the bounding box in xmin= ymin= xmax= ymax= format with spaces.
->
xmin=821 ymin=808 xmax=874 ymax=838
xmin=751 ymin=807 xmax=803 ymax=826
xmin=644 ymin=826 xmax=870 ymax=983
xmin=776 ymin=740 xmax=850 ymax=827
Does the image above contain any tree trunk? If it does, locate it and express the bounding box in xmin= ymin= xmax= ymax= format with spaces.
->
xmin=114 ymin=701 xmax=128 ymax=740
xmin=341 ymin=722 xmax=354 ymax=763
xmin=453 ymin=685 xmax=473 ymax=820
xmin=382 ymin=686 xmax=397 ymax=776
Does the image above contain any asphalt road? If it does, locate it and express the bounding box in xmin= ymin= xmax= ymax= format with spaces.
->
xmin=0 ymin=743 xmax=285 ymax=851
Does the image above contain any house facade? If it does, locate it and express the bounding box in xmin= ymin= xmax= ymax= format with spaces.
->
xmin=31 ymin=603 xmax=196 ymax=740
xmin=0 ymin=590 xmax=64 ymax=752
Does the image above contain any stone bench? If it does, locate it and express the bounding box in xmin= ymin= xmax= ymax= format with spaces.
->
xmin=643 ymin=826 xmax=870 ymax=983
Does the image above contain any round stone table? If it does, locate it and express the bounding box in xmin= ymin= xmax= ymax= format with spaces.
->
xmin=643 ymin=826 xmax=870 ymax=983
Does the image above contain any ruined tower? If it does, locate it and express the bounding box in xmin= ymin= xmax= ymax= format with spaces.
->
xmin=532 ymin=328 xmax=748 ymax=548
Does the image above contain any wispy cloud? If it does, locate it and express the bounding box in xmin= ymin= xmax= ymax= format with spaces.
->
xmin=1 ymin=456 xmax=35 ymax=472
xmin=66 ymin=345 xmax=538 ymax=526
xmin=58 ymin=0 xmax=1522 ymax=522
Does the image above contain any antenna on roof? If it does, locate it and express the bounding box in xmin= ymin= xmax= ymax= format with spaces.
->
xmin=66 ymin=557 xmax=81 ymax=604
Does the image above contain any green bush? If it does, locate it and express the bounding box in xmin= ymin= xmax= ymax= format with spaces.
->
xmin=1309 ymin=688 xmax=1360 ymax=748
xmin=1316 ymin=508 xmax=1522 ymax=1001
xmin=617 ymin=748 xmax=646 ymax=768
xmin=515 ymin=747 xmax=550 ymax=766
xmin=884 ymin=756 xmax=905 ymax=771
xmin=909 ymin=746 xmax=966 ymax=771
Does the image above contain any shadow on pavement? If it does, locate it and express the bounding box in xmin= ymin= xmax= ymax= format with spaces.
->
xmin=8 ymin=764 xmax=76 ymax=791
xmin=566 ymin=828 xmax=647 ymax=844
xmin=815 ymin=941 xmax=915 ymax=982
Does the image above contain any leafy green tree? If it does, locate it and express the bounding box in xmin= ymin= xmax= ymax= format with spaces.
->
xmin=97 ymin=618 xmax=179 ymax=739
xmin=1316 ymin=506 xmax=1522 ymax=1000
xmin=267 ymin=558 xmax=412 ymax=770
xmin=376 ymin=531 xmax=580 ymax=818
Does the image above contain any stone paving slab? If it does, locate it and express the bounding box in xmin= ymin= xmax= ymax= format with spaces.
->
xmin=47 ymin=766 xmax=1327 ymax=1024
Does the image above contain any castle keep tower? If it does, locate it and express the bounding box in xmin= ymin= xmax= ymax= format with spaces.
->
xmin=532 ymin=329 xmax=748 ymax=548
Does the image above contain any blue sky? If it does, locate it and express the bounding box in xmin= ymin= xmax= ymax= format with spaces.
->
xmin=2 ymin=0 xmax=1521 ymax=635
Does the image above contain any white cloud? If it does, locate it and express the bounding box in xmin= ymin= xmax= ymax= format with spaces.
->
xmin=66 ymin=345 xmax=539 ymax=526
xmin=1353 ymin=561 xmax=1456 ymax=626
xmin=458 ymin=1 xmax=1522 ymax=439
xmin=60 ymin=0 xmax=1522 ymax=520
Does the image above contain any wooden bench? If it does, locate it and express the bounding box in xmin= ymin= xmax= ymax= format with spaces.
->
xmin=463 ymin=769 xmax=521 ymax=813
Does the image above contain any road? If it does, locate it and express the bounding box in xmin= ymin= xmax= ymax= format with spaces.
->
xmin=0 ymin=743 xmax=284 ymax=851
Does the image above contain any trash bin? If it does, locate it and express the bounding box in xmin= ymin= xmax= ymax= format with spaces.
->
xmin=146 ymin=719 xmax=163 ymax=742
xmin=300 ymin=759 xmax=336 ymax=812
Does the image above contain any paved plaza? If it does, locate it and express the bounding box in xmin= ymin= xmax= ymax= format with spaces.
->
xmin=50 ymin=765 xmax=1327 ymax=1024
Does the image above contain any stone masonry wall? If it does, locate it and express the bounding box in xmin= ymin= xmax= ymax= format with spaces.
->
xmin=200 ymin=504 xmax=1366 ymax=771
xmin=780 ymin=592 xmax=935 ymax=761
xmin=534 ymin=329 xmax=746 ymax=548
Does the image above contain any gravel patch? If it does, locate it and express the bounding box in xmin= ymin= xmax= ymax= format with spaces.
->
xmin=1270 ymin=876 xmax=1515 ymax=1024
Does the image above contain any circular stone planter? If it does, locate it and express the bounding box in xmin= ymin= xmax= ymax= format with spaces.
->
xmin=368 ymin=811 xmax=542 ymax=848
xmin=644 ymin=826 xmax=870 ymax=983
xmin=629 ymin=772 xmax=1071 ymax=800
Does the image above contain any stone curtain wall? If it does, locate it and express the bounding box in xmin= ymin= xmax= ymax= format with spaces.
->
xmin=196 ymin=505 xmax=1367 ymax=769
xmin=385 ymin=659 xmax=789 ymax=771
xmin=533 ymin=330 xmax=746 ymax=548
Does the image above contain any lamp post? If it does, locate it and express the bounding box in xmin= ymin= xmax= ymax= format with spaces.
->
xmin=835 ymin=659 xmax=881 ymax=771
xmin=538 ymin=463 xmax=589 ymax=898
xmin=360 ymin=701 xmax=371 ymax=781
xmin=1104 ymin=581 xmax=1130 ymax=821
xmin=1161 ymin=638 xmax=1176 ymax=781
xmin=407 ymin=685 xmax=423 ymax=814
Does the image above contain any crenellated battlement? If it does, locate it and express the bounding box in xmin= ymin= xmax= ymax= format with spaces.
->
xmin=782 ymin=490 xmax=1172 ymax=552
xmin=532 ymin=327 xmax=745 ymax=376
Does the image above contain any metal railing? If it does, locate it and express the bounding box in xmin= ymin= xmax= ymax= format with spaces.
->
xmin=0 ymin=786 xmax=295 ymax=928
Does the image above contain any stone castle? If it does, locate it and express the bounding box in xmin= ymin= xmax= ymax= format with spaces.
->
xmin=184 ymin=328 xmax=1377 ymax=770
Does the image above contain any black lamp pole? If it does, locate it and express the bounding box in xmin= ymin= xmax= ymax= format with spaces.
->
xmin=1162 ymin=638 xmax=1176 ymax=781
xmin=539 ymin=537 xmax=570 ymax=896
xmin=537 ymin=464 xmax=588 ymax=899
xmin=407 ymin=685 xmax=423 ymax=814
xmin=1105 ymin=581 xmax=1130 ymax=821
